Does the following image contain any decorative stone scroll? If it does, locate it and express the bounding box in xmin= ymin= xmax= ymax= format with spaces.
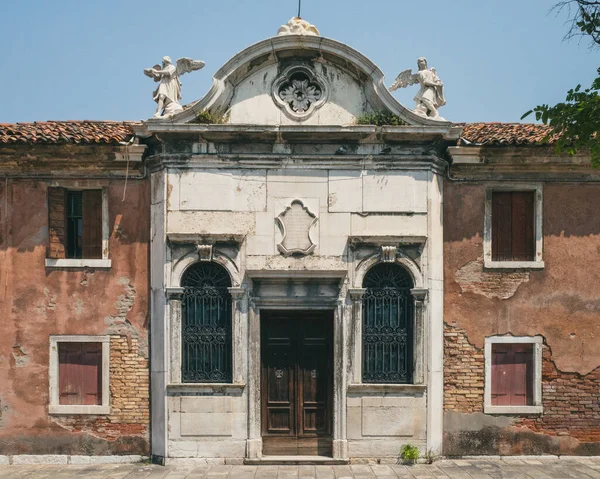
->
xmin=276 ymin=200 xmax=317 ymax=256
xmin=196 ymin=244 xmax=213 ymax=262
xmin=381 ymin=246 xmax=397 ymax=262
xmin=272 ymin=66 xmax=327 ymax=121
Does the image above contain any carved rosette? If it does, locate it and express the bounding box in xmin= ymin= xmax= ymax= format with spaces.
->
xmin=272 ymin=66 xmax=327 ymax=121
xmin=276 ymin=200 xmax=317 ymax=256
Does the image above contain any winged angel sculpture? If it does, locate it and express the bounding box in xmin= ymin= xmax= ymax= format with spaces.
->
xmin=389 ymin=58 xmax=446 ymax=120
xmin=144 ymin=56 xmax=205 ymax=118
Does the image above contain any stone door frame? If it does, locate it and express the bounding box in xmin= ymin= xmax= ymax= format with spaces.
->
xmin=245 ymin=272 xmax=349 ymax=461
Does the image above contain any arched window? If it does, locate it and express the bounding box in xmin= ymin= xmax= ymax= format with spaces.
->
xmin=362 ymin=263 xmax=414 ymax=384
xmin=181 ymin=262 xmax=232 ymax=383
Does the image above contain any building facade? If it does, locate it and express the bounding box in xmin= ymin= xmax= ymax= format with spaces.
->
xmin=0 ymin=23 xmax=599 ymax=463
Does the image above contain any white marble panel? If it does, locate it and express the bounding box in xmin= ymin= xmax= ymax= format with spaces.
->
xmin=180 ymin=412 xmax=232 ymax=437
xmin=350 ymin=214 xmax=427 ymax=237
xmin=177 ymin=170 xmax=267 ymax=212
xmin=167 ymin=211 xmax=256 ymax=236
xmin=362 ymin=171 xmax=428 ymax=213
xmin=361 ymin=405 xmax=414 ymax=437
xmin=328 ymin=171 xmax=363 ymax=212
xmin=180 ymin=170 xmax=233 ymax=211
xmin=267 ymin=170 xmax=328 ymax=201
xmin=247 ymin=235 xmax=276 ymax=256
xmin=180 ymin=396 xmax=232 ymax=413
xmin=319 ymin=212 xmax=351 ymax=256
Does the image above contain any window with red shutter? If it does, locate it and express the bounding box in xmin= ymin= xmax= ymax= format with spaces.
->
xmin=491 ymin=343 xmax=534 ymax=406
xmin=58 ymin=342 xmax=102 ymax=406
xmin=491 ymin=191 xmax=535 ymax=262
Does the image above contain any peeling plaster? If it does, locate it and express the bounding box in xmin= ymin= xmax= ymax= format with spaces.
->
xmin=71 ymin=297 xmax=84 ymax=316
xmin=455 ymin=258 xmax=530 ymax=300
xmin=104 ymin=277 xmax=148 ymax=358
xmin=11 ymin=346 xmax=29 ymax=367
xmin=80 ymin=269 xmax=94 ymax=287
xmin=0 ymin=395 xmax=11 ymax=428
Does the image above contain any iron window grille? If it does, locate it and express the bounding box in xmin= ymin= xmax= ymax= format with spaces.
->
xmin=362 ymin=263 xmax=414 ymax=384
xmin=181 ymin=262 xmax=232 ymax=383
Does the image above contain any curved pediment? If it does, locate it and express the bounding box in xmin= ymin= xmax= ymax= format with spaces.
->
xmin=151 ymin=35 xmax=451 ymax=127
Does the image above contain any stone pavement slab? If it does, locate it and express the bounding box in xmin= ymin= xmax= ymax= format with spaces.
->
xmin=2 ymin=459 xmax=600 ymax=478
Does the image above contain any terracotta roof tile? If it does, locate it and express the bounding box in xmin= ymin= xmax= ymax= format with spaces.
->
xmin=0 ymin=120 xmax=557 ymax=147
xmin=459 ymin=122 xmax=558 ymax=146
xmin=0 ymin=121 xmax=138 ymax=145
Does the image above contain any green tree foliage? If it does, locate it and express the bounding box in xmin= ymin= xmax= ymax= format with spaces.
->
xmin=522 ymin=1 xmax=600 ymax=165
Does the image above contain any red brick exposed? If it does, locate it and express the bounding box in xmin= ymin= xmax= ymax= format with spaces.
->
xmin=445 ymin=323 xmax=600 ymax=444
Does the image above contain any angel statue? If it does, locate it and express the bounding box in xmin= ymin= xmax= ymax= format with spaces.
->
xmin=144 ymin=56 xmax=205 ymax=118
xmin=389 ymin=57 xmax=446 ymax=120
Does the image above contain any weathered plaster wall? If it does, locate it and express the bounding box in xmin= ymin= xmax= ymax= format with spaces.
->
xmin=443 ymin=181 xmax=600 ymax=455
xmin=225 ymin=61 xmax=369 ymax=125
xmin=0 ymin=179 xmax=150 ymax=455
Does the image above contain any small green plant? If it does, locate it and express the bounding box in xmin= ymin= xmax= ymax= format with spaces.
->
xmin=425 ymin=448 xmax=436 ymax=464
xmin=356 ymin=111 xmax=407 ymax=126
xmin=399 ymin=443 xmax=420 ymax=465
xmin=193 ymin=109 xmax=228 ymax=124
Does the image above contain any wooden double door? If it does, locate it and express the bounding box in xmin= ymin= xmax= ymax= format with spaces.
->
xmin=261 ymin=310 xmax=333 ymax=456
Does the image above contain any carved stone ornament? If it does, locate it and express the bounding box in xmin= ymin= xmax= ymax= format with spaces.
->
xmin=144 ymin=56 xmax=205 ymax=119
xmin=276 ymin=200 xmax=317 ymax=256
xmin=381 ymin=246 xmax=397 ymax=262
xmin=196 ymin=244 xmax=213 ymax=262
xmin=272 ymin=66 xmax=327 ymax=121
xmin=277 ymin=17 xmax=320 ymax=36
xmin=389 ymin=57 xmax=446 ymax=121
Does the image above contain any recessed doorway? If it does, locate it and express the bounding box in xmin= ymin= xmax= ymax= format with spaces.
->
xmin=261 ymin=310 xmax=333 ymax=456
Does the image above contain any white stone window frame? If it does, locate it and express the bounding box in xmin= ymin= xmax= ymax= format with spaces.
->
xmin=484 ymin=335 xmax=543 ymax=415
xmin=45 ymin=186 xmax=111 ymax=269
xmin=49 ymin=335 xmax=111 ymax=415
xmin=484 ymin=183 xmax=544 ymax=270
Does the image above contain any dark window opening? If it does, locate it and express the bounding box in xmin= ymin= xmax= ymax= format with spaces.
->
xmin=66 ymin=191 xmax=83 ymax=259
xmin=491 ymin=191 xmax=535 ymax=262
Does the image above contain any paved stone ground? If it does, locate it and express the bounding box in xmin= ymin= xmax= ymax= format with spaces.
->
xmin=2 ymin=458 xmax=600 ymax=478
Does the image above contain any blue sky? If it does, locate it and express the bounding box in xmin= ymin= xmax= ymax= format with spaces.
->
xmin=1 ymin=0 xmax=598 ymax=123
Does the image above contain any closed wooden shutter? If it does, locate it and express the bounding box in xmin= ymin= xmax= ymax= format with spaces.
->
xmin=512 ymin=344 xmax=534 ymax=406
xmin=492 ymin=192 xmax=513 ymax=261
xmin=511 ymin=193 xmax=535 ymax=261
xmin=58 ymin=342 xmax=102 ymax=406
xmin=82 ymin=190 xmax=103 ymax=259
xmin=491 ymin=343 xmax=534 ymax=406
xmin=491 ymin=344 xmax=510 ymax=406
xmin=47 ymin=187 xmax=67 ymax=259
xmin=491 ymin=191 xmax=535 ymax=261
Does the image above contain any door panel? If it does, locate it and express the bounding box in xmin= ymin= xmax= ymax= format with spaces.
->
xmin=261 ymin=311 xmax=333 ymax=456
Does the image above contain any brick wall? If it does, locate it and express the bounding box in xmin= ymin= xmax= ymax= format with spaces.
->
xmin=520 ymin=347 xmax=600 ymax=444
xmin=444 ymin=323 xmax=600 ymax=446
xmin=444 ymin=322 xmax=484 ymax=413
xmin=53 ymin=335 xmax=149 ymax=452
